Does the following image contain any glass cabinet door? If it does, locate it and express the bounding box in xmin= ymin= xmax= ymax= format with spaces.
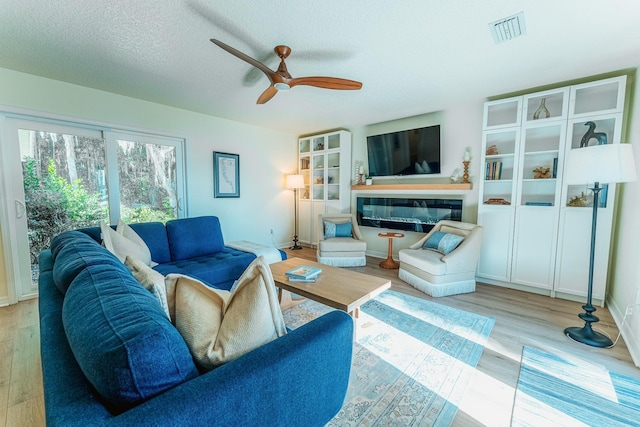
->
xmin=483 ymin=97 xmax=521 ymax=129
xmin=517 ymin=123 xmax=565 ymax=207
xmin=299 ymin=138 xmax=311 ymax=154
xmin=312 ymin=153 xmax=325 ymax=201
xmin=522 ymin=88 xmax=569 ymax=124
xmin=480 ymin=128 xmax=519 ymax=205
xmin=570 ymin=76 xmax=626 ymax=118
xmin=327 ymin=133 xmax=341 ymax=150
xmin=563 ymin=113 xmax=623 ymax=208
xmin=326 ymin=152 xmax=340 ymax=201
xmin=312 ymin=136 xmax=325 ymax=151
xmin=299 ymin=154 xmax=310 ymax=200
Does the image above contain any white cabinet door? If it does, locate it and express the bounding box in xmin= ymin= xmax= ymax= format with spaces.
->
xmin=477 ymin=207 xmax=515 ymax=282
xmin=554 ymin=206 xmax=614 ymax=302
xmin=298 ymin=201 xmax=311 ymax=246
xmin=511 ymin=207 xmax=559 ymax=289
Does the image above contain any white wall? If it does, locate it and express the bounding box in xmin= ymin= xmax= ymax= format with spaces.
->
xmin=349 ymin=103 xmax=484 ymax=258
xmin=0 ymin=67 xmax=298 ymax=301
xmin=608 ymin=68 xmax=640 ymax=366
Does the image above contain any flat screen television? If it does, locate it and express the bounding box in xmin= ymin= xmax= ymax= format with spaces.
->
xmin=366 ymin=124 xmax=441 ymax=177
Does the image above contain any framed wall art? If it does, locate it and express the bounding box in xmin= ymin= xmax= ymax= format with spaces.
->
xmin=213 ymin=152 xmax=240 ymax=198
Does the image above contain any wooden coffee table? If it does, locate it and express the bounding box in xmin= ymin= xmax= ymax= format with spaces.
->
xmin=270 ymin=257 xmax=391 ymax=318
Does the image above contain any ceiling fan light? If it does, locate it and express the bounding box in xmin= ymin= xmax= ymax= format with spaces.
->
xmin=274 ymin=83 xmax=290 ymax=90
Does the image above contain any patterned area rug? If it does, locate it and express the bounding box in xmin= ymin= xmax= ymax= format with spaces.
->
xmin=283 ymin=290 xmax=495 ymax=426
xmin=512 ymin=346 xmax=640 ymax=427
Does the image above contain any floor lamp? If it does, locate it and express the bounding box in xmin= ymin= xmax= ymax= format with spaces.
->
xmin=563 ymin=143 xmax=637 ymax=347
xmin=286 ymin=174 xmax=305 ymax=250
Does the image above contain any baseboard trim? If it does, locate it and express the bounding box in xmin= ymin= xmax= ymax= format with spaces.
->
xmin=608 ymin=297 xmax=640 ymax=368
xmin=365 ymin=250 xmax=387 ymax=260
xmin=0 ymin=296 xmax=9 ymax=307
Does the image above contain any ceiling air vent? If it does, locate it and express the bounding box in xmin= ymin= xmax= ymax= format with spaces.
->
xmin=489 ymin=12 xmax=527 ymax=44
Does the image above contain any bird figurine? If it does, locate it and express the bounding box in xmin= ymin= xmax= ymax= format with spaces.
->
xmin=580 ymin=121 xmax=608 ymax=147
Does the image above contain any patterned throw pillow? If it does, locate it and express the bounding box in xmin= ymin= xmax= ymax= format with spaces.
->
xmin=423 ymin=231 xmax=464 ymax=255
xmin=324 ymin=221 xmax=352 ymax=238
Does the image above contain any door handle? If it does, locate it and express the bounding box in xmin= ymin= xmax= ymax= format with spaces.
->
xmin=15 ymin=200 xmax=26 ymax=219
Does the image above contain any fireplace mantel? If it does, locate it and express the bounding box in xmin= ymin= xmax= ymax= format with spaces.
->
xmin=351 ymin=183 xmax=472 ymax=191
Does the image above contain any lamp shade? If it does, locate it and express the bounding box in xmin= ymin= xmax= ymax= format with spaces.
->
xmin=285 ymin=174 xmax=305 ymax=189
xmin=564 ymin=143 xmax=637 ymax=185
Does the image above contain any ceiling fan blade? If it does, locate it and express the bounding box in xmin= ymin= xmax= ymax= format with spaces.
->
xmin=289 ymin=76 xmax=362 ymax=90
xmin=257 ymin=85 xmax=278 ymax=104
xmin=210 ymin=39 xmax=275 ymax=82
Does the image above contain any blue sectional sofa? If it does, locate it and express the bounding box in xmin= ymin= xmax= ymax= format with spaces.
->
xmin=78 ymin=215 xmax=268 ymax=290
xmin=38 ymin=216 xmax=354 ymax=426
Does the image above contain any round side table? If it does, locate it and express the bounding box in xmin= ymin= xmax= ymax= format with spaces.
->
xmin=378 ymin=232 xmax=404 ymax=269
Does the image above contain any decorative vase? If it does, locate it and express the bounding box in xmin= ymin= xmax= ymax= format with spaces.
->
xmin=533 ymin=98 xmax=551 ymax=120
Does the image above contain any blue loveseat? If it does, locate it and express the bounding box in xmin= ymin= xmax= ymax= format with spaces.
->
xmin=38 ymin=216 xmax=354 ymax=426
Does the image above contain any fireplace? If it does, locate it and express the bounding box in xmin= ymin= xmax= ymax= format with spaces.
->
xmin=356 ymin=197 xmax=463 ymax=233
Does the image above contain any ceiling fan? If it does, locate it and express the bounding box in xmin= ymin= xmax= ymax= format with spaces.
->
xmin=210 ymin=39 xmax=362 ymax=104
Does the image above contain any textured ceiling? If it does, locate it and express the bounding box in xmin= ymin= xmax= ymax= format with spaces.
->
xmin=1 ymin=1 xmax=639 ymax=134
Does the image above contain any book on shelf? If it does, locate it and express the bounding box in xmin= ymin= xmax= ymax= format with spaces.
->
xmin=485 ymin=161 xmax=503 ymax=180
xmin=285 ymin=265 xmax=322 ymax=280
xmin=525 ymin=201 xmax=553 ymax=206
xmin=552 ymin=157 xmax=558 ymax=178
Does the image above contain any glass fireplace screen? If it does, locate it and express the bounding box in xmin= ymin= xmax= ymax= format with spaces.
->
xmin=356 ymin=197 xmax=463 ymax=233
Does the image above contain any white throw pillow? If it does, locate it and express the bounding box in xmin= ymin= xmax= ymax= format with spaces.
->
xmin=101 ymin=221 xmax=156 ymax=267
xmin=124 ymin=256 xmax=170 ymax=319
xmin=164 ymin=256 xmax=287 ymax=370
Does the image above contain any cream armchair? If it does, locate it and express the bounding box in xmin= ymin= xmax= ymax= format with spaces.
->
xmin=316 ymin=214 xmax=367 ymax=267
xmin=398 ymin=220 xmax=482 ymax=297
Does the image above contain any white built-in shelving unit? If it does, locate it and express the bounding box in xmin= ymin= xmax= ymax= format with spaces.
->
xmin=477 ymin=76 xmax=627 ymax=305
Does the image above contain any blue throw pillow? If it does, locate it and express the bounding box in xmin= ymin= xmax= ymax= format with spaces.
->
xmin=324 ymin=221 xmax=352 ymax=238
xmin=423 ymin=231 xmax=464 ymax=255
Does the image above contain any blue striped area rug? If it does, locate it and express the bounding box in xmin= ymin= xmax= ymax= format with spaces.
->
xmin=512 ymin=346 xmax=640 ymax=426
xmin=283 ymin=290 xmax=495 ymax=426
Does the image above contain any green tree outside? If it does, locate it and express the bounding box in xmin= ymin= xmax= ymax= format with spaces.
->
xmin=23 ymin=157 xmax=108 ymax=264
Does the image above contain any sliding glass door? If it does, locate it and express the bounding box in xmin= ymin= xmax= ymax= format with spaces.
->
xmin=0 ymin=117 xmax=185 ymax=302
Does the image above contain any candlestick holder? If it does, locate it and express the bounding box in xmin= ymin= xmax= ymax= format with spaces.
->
xmin=462 ymin=161 xmax=470 ymax=184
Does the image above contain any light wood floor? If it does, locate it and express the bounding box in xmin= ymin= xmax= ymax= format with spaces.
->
xmin=285 ymin=247 xmax=640 ymax=427
xmin=1 ymin=248 xmax=638 ymax=427
xmin=0 ymin=297 xmax=44 ymax=427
